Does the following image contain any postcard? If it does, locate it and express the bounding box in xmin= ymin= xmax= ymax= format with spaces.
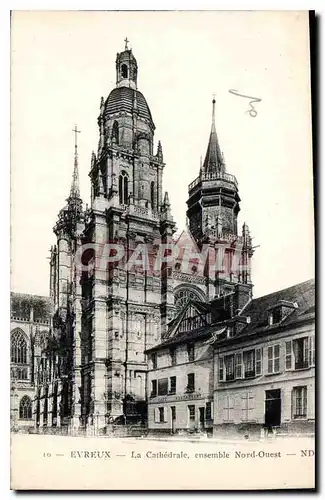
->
xmin=10 ymin=10 xmax=315 ymax=490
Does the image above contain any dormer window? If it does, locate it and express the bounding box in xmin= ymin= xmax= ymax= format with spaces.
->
xmin=272 ymin=306 xmax=282 ymax=324
xmin=268 ymin=301 xmax=298 ymax=326
xmin=227 ymin=325 xmax=234 ymax=338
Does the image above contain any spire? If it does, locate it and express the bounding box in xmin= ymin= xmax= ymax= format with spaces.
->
xmin=157 ymin=140 xmax=163 ymax=161
xmin=202 ymin=97 xmax=225 ymax=174
xmin=70 ymin=125 xmax=81 ymax=199
xmin=163 ymin=191 xmax=170 ymax=208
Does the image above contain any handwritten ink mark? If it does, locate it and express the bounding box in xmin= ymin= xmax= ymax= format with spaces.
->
xmin=229 ymin=89 xmax=262 ymax=117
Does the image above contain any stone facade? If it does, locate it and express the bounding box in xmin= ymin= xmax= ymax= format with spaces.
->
xmin=33 ymin=43 xmax=222 ymax=432
xmin=10 ymin=293 xmax=51 ymax=430
xmin=147 ymin=335 xmax=214 ymax=434
xmin=213 ymin=279 xmax=315 ymax=438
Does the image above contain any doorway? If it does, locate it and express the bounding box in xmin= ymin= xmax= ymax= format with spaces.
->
xmin=265 ymin=389 xmax=281 ymax=428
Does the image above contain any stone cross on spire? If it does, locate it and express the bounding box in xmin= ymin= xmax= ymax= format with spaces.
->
xmin=124 ymin=37 xmax=129 ymax=50
xmin=70 ymin=125 xmax=81 ymax=199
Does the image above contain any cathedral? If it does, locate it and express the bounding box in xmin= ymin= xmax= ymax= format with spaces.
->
xmin=14 ymin=42 xmax=255 ymax=432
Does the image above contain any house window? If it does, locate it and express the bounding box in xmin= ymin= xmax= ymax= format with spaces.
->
xmin=225 ymin=355 xmax=235 ymax=381
xmin=235 ymin=353 xmax=242 ymax=379
xmin=186 ymin=373 xmax=195 ymax=392
xmin=169 ymin=376 xmax=176 ymax=394
xmin=159 ymin=407 xmax=165 ymax=423
xmin=267 ymin=345 xmax=280 ymax=374
xmin=158 ymin=378 xmax=168 ymax=396
xmin=151 ymin=353 xmax=157 ymax=370
xmin=19 ymin=395 xmax=32 ymax=420
xmin=293 ymin=337 xmax=309 ymax=370
xmin=286 ymin=337 xmax=315 ymax=370
xmin=241 ymin=392 xmax=255 ymax=422
xmin=243 ymin=350 xmax=255 ymax=378
xmin=188 ymin=405 xmax=195 ymax=421
xmin=151 ymin=380 xmax=157 ymax=397
xmin=292 ymin=386 xmax=307 ymax=418
xmin=223 ymin=395 xmax=234 ymax=422
xmin=187 ymin=344 xmax=195 ymax=362
xmin=170 ymin=348 xmax=177 ymax=366
xmin=255 ymin=348 xmax=262 ymax=375
xmin=219 ymin=356 xmax=224 ymax=381
xmin=205 ymin=402 xmax=212 ymax=420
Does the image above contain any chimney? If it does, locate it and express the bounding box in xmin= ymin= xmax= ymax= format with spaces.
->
xmin=234 ymin=283 xmax=252 ymax=314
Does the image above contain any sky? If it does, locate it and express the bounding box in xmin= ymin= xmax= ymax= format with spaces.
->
xmin=10 ymin=10 xmax=314 ymax=299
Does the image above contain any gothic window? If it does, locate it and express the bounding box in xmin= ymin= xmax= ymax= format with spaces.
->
xmin=112 ymin=121 xmax=119 ymax=145
xmin=121 ymin=64 xmax=128 ymax=78
xmin=119 ymin=171 xmax=128 ymax=205
xmin=174 ymin=287 xmax=206 ymax=313
xmin=11 ymin=330 xmax=27 ymax=364
xmin=19 ymin=395 xmax=32 ymax=420
xmin=150 ymin=181 xmax=155 ymax=209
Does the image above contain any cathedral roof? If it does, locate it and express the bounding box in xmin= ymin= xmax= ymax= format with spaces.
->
xmin=104 ymin=87 xmax=155 ymax=127
xmin=11 ymin=292 xmax=51 ymax=323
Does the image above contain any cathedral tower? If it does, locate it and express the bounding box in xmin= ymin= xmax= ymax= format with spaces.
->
xmin=80 ymin=42 xmax=176 ymax=427
xmin=187 ymin=99 xmax=254 ymax=300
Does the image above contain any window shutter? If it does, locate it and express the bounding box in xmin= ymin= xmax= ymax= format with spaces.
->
xmin=222 ymin=395 xmax=228 ymax=421
xmin=154 ymin=407 xmax=159 ymax=423
xmin=163 ymin=407 xmax=166 ymax=422
xmin=303 ymin=337 xmax=309 ymax=365
xmin=309 ymin=336 xmax=315 ymax=367
xmin=235 ymin=353 xmax=242 ymax=379
xmin=285 ymin=341 xmax=293 ymax=370
xmin=267 ymin=346 xmax=273 ymax=374
xmin=291 ymin=389 xmax=296 ymax=418
xmin=255 ymin=348 xmax=262 ymax=375
xmin=219 ymin=356 xmax=224 ymax=381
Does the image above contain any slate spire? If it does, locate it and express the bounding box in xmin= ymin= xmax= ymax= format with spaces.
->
xmin=202 ymin=98 xmax=225 ymax=175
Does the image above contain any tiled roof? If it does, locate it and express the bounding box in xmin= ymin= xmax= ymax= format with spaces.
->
xmin=146 ymin=294 xmax=233 ymax=352
xmin=11 ymin=292 xmax=52 ymax=322
xmin=237 ymin=278 xmax=315 ymax=336
xmin=104 ymin=87 xmax=154 ymax=126
xmin=146 ymin=278 xmax=315 ymax=353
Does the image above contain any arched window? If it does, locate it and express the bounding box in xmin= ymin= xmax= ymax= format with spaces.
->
xmin=11 ymin=330 xmax=27 ymax=364
xmin=112 ymin=121 xmax=119 ymax=145
xmin=121 ymin=64 xmax=128 ymax=79
xmin=150 ymin=181 xmax=155 ymax=209
xmin=174 ymin=286 xmax=206 ymax=313
xmin=19 ymin=395 xmax=32 ymax=420
xmin=119 ymin=171 xmax=129 ymax=205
